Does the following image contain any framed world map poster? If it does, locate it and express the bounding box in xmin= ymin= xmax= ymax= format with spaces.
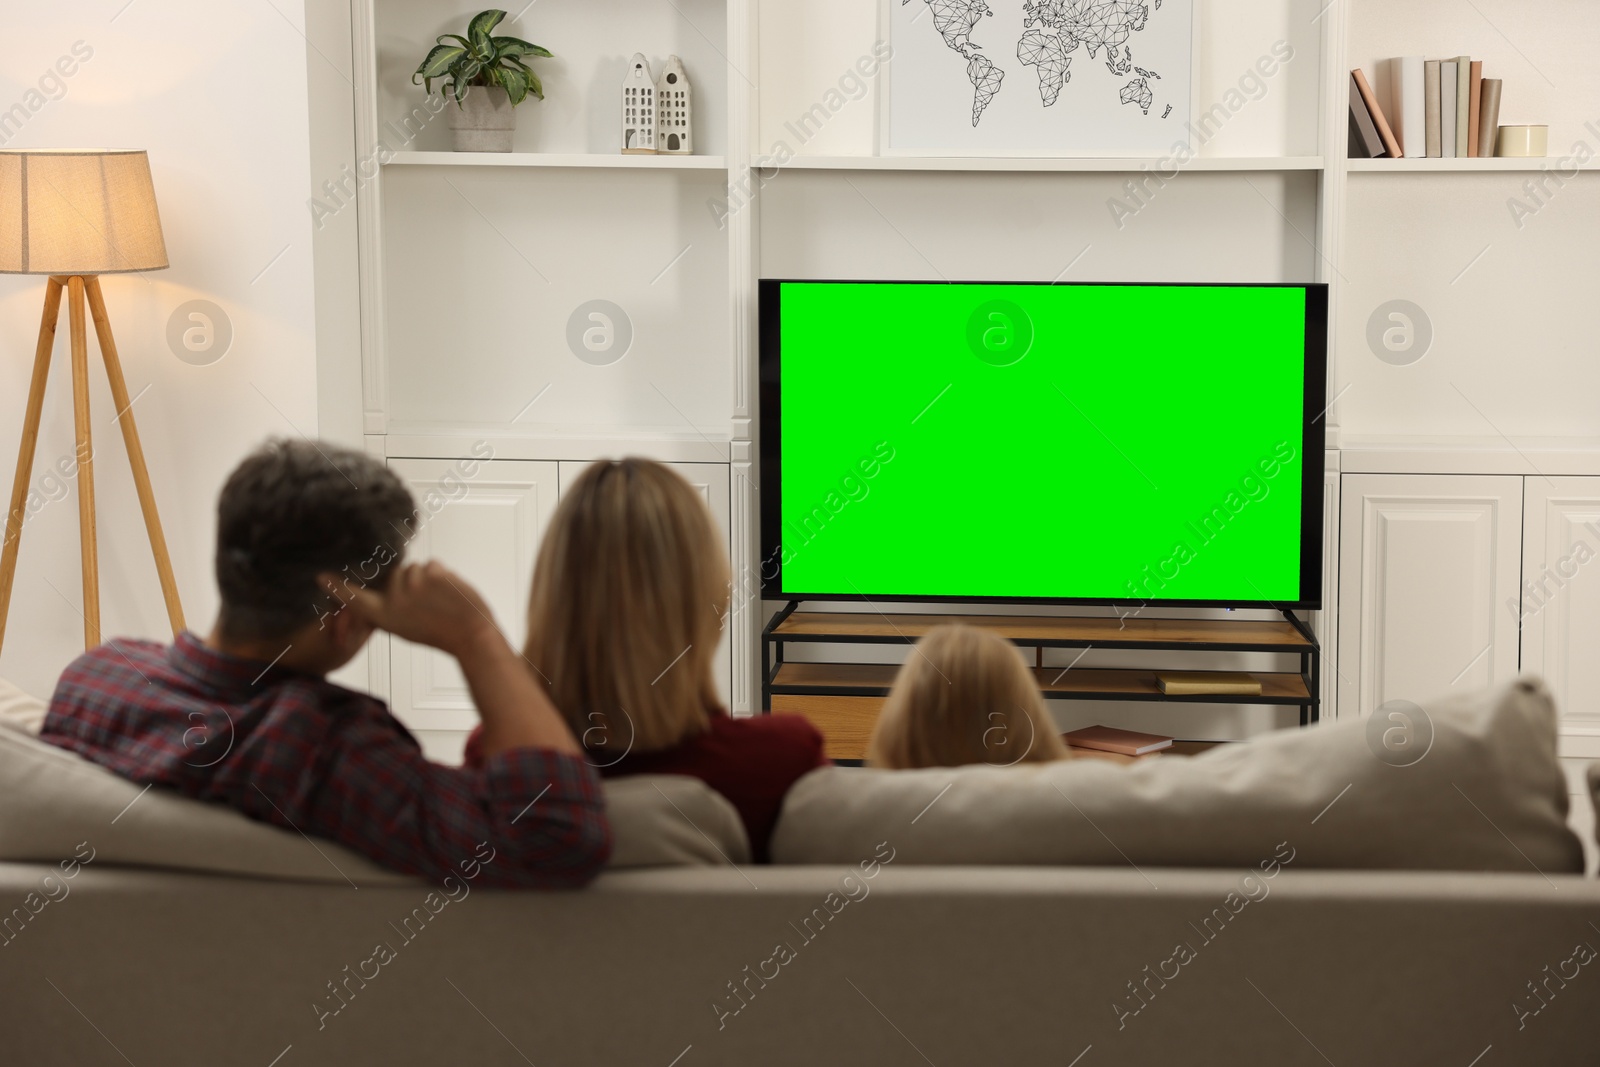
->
xmin=883 ymin=0 xmax=1195 ymax=156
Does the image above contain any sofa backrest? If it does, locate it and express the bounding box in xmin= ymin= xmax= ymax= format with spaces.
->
xmin=4 ymin=673 xmax=1592 ymax=880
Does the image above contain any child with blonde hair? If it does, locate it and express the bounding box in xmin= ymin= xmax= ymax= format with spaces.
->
xmin=866 ymin=624 xmax=1070 ymax=770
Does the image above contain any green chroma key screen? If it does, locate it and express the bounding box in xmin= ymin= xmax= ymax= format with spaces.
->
xmin=758 ymin=280 xmax=1327 ymax=607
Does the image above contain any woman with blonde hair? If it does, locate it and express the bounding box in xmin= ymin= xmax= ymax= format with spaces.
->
xmin=465 ymin=458 xmax=825 ymax=860
xmin=866 ymin=624 xmax=1070 ymax=770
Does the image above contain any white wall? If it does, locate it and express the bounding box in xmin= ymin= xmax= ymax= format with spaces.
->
xmin=0 ymin=1 xmax=319 ymax=698
xmin=380 ymin=165 xmax=732 ymax=436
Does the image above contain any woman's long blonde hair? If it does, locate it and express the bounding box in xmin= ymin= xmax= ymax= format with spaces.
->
xmin=866 ymin=624 xmax=1069 ymax=770
xmin=524 ymin=458 xmax=730 ymax=755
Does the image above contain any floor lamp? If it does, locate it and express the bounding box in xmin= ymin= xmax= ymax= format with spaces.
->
xmin=0 ymin=149 xmax=185 ymax=652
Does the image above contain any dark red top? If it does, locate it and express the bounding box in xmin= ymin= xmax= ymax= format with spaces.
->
xmin=466 ymin=710 xmax=828 ymax=862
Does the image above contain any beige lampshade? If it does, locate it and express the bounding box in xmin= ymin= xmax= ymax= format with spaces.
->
xmin=0 ymin=149 xmax=168 ymax=275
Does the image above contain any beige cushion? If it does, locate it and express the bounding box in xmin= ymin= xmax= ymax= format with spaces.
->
xmin=0 ymin=705 xmax=750 ymax=881
xmin=604 ymin=775 xmax=751 ymax=867
xmin=773 ymin=678 xmax=1583 ymax=874
xmin=0 ymin=676 xmax=46 ymax=736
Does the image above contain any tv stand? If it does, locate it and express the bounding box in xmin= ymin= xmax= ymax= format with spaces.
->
xmin=760 ymin=603 xmax=1320 ymax=761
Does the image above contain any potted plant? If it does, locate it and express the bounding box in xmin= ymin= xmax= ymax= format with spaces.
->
xmin=413 ymin=9 xmax=552 ymax=153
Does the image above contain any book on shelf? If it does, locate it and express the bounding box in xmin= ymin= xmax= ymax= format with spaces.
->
xmin=1371 ymin=54 xmax=1510 ymax=162
xmin=1440 ymin=60 xmax=1458 ymax=157
xmin=1391 ymin=56 xmax=1428 ymax=158
xmin=1478 ymin=78 xmax=1504 ymax=157
xmin=1348 ymin=74 xmax=1386 ymax=158
xmin=1352 ymin=69 xmax=1401 ymax=158
xmin=1468 ymin=60 xmax=1484 ymax=156
xmin=1065 ymin=725 xmax=1173 ymax=757
xmin=1424 ymin=60 xmax=1443 ymax=157
xmin=1156 ymin=671 xmax=1264 ymax=696
xmin=1454 ymin=56 xmax=1472 ymax=157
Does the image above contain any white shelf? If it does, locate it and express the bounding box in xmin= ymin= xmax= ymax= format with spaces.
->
xmin=385 ymin=151 xmax=727 ymax=170
xmin=1339 ymin=435 xmax=1600 ymax=477
xmin=1346 ymin=157 xmax=1596 ymax=173
xmin=380 ymin=429 xmax=733 ymax=465
xmin=759 ymin=155 xmax=1325 ymax=173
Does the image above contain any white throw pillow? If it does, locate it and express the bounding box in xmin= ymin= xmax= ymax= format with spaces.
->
xmin=772 ymin=677 xmax=1583 ymax=874
xmin=0 ymin=702 xmax=750 ymax=881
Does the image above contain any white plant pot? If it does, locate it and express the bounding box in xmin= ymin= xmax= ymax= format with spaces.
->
xmin=449 ymin=86 xmax=517 ymax=153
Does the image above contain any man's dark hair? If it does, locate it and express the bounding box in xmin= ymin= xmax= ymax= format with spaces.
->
xmin=215 ymin=439 xmax=417 ymax=641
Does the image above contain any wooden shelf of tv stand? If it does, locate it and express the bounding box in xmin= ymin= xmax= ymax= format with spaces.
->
xmin=769 ymin=687 xmax=1253 ymax=762
xmin=770 ymin=662 xmax=1311 ymax=704
xmin=768 ymin=611 xmax=1314 ymax=652
xmin=763 ymin=607 xmax=1320 ymax=760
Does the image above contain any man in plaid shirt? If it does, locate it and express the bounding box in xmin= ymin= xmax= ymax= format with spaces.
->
xmin=41 ymin=439 xmax=610 ymax=888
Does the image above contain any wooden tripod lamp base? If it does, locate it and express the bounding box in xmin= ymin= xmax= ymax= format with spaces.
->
xmin=0 ymin=276 xmax=186 ymax=652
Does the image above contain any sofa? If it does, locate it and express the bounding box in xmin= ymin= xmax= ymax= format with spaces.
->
xmin=3 ymin=677 xmax=1598 ymax=1066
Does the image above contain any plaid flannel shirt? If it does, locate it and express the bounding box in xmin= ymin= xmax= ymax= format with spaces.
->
xmin=41 ymin=632 xmax=610 ymax=889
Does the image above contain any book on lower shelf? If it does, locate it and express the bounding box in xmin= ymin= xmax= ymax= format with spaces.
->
xmin=1064 ymin=725 xmax=1173 ymax=757
xmin=1155 ymin=671 xmax=1264 ymax=696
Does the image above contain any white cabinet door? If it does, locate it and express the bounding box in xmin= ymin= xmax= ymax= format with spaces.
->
xmin=1338 ymin=474 xmax=1523 ymax=719
xmin=1521 ymin=477 xmax=1600 ymax=757
xmin=555 ymin=461 xmax=731 ymax=537
xmin=558 ymin=461 xmax=733 ymax=705
xmin=386 ymin=458 xmax=560 ymax=733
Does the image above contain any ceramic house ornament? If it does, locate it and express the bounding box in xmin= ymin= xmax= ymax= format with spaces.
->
xmin=655 ymin=56 xmax=692 ymax=154
xmin=621 ymin=53 xmax=657 ymax=154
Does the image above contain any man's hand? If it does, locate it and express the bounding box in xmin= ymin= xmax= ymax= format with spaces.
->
xmin=331 ymin=563 xmax=580 ymax=757
xmin=335 ymin=561 xmax=498 ymax=658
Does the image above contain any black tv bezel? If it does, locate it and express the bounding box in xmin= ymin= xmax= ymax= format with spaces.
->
xmin=758 ymin=278 xmax=1329 ymax=611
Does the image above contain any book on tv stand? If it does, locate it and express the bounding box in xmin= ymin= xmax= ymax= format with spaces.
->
xmin=1064 ymin=725 xmax=1173 ymax=757
xmin=1156 ymin=671 xmax=1263 ymax=696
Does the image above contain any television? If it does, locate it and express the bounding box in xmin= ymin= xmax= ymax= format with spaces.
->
xmin=758 ymin=279 xmax=1328 ymax=609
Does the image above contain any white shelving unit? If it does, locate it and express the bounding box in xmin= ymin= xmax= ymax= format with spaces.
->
xmin=317 ymin=0 xmax=1598 ymax=742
